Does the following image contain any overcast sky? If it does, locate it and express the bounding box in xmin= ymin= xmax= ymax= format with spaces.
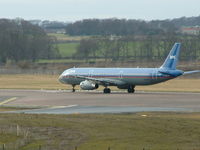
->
xmin=0 ymin=0 xmax=199 ymax=22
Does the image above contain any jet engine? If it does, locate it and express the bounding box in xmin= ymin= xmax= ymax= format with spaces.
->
xmin=80 ymin=80 xmax=99 ymax=90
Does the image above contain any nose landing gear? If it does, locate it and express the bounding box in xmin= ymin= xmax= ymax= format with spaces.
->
xmin=72 ymin=85 xmax=76 ymax=92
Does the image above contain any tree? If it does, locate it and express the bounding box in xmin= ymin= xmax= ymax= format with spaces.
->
xmin=75 ymin=39 xmax=99 ymax=62
xmin=0 ymin=19 xmax=59 ymax=63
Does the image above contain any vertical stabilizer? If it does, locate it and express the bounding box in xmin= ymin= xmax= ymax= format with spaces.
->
xmin=160 ymin=43 xmax=181 ymax=70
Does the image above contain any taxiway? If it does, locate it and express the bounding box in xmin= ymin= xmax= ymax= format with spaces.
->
xmin=0 ymin=89 xmax=200 ymax=114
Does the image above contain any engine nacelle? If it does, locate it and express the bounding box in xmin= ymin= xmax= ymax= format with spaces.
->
xmin=80 ymin=80 xmax=99 ymax=90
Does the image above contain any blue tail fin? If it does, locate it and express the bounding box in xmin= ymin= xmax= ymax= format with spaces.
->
xmin=160 ymin=43 xmax=181 ymax=70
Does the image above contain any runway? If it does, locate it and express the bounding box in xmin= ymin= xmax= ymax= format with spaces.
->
xmin=0 ymin=89 xmax=200 ymax=114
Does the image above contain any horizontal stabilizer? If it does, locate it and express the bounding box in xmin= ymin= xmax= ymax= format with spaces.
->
xmin=183 ymin=70 xmax=200 ymax=75
xmin=158 ymin=69 xmax=183 ymax=77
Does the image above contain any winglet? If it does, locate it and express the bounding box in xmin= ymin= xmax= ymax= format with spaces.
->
xmin=160 ymin=43 xmax=181 ymax=70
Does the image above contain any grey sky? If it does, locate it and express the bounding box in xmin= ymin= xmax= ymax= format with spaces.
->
xmin=0 ymin=0 xmax=199 ymax=21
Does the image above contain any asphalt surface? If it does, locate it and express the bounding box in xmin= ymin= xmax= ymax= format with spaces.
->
xmin=0 ymin=89 xmax=200 ymax=114
xmin=7 ymin=106 xmax=188 ymax=114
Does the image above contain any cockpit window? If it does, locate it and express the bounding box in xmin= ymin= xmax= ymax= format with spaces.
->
xmin=63 ymin=69 xmax=76 ymax=75
xmin=69 ymin=69 xmax=75 ymax=73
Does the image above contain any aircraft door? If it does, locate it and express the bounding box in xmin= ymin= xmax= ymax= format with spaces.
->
xmin=151 ymin=70 xmax=157 ymax=79
xmin=155 ymin=70 xmax=158 ymax=79
xmin=119 ymin=71 xmax=123 ymax=79
xmin=89 ymin=70 xmax=94 ymax=77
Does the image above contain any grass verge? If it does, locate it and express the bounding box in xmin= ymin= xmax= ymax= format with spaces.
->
xmin=1 ymin=113 xmax=200 ymax=150
xmin=0 ymin=106 xmax=42 ymax=112
xmin=0 ymin=74 xmax=200 ymax=92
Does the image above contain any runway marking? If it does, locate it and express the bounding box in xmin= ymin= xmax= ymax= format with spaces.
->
xmin=65 ymin=105 xmax=78 ymax=108
xmin=0 ymin=97 xmax=17 ymax=105
xmin=49 ymin=105 xmax=78 ymax=109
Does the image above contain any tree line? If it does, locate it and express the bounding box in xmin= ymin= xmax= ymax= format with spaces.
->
xmin=74 ymin=35 xmax=200 ymax=62
xmin=1 ymin=17 xmax=200 ymax=65
xmin=0 ymin=19 xmax=59 ymax=63
xmin=66 ymin=16 xmax=200 ymax=36
xmin=66 ymin=19 xmax=176 ymax=36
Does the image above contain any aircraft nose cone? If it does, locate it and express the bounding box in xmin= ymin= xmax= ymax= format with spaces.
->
xmin=58 ymin=75 xmax=65 ymax=83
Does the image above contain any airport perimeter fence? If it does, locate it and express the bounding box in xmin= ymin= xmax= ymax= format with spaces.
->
xmin=0 ymin=144 xmax=42 ymax=150
xmin=1 ymin=144 xmax=198 ymax=150
xmin=0 ymin=67 xmax=62 ymax=75
xmin=0 ymin=145 xmax=150 ymax=150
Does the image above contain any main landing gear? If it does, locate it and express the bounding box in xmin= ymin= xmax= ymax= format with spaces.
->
xmin=71 ymin=84 xmax=135 ymax=94
xmin=103 ymin=85 xmax=135 ymax=94
xmin=127 ymin=85 xmax=135 ymax=93
xmin=103 ymin=87 xmax=111 ymax=93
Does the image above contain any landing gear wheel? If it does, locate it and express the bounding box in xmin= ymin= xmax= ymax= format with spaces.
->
xmin=103 ymin=88 xmax=111 ymax=93
xmin=127 ymin=85 xmax=135 ymax=93
xmin=128 ymin=88 xmax=135 ymax=93
xmin=72 ymin=85 xmax=76 ymax=92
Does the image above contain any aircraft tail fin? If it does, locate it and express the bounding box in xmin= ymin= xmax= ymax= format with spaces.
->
xmin=160 ymin=43 xmax=181 ymax=70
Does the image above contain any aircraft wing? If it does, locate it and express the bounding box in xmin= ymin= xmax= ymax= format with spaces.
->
xmin=183 ymin=70 xmax=200 ymax=75
xmin=74 ymin=75 xmax=126 ymax=86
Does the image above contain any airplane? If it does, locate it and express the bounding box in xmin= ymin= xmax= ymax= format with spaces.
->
xmin=59 ymin=43 xmax=200 ymax=93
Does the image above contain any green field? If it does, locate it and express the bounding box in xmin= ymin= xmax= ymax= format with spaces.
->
xmin=48 ymin=33 xmax=88 ymax=59
xmin=37 ymin=58 xmax=84 ymax=63
xmin=1 ymin=113 xmax=200 ymax=150
xmin=46 ymin=34 xmax=200 ymax=65
xmin=48 ymin=33 xmax=90 ymax=42
xmin=57 ymin=43 xmax=78 ymax=57
xmin=36 ymin=58 xmax=106 ymax=63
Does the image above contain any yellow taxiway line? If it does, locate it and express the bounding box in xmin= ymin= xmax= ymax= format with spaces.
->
xmin=0 ymin=97 xmax=17 ymax=105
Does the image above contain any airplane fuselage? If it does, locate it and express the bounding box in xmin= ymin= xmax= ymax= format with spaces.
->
xmin=59 ymin=68 xmax=178 ymax=87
